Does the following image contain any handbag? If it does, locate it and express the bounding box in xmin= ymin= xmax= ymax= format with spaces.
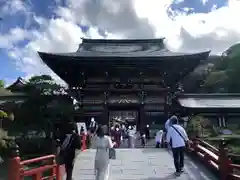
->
xmin=171 ymin=125 xmax=189 ymax=147
xmin=109 ymin=148 xmax=116 ymax=160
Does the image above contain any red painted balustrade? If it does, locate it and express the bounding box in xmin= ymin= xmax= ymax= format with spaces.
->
xmin=187 ymin=138 xmax=240 ymax=180
xmin=8 ymin=134 xmax=87 ymax=180
xmin=8 ymin=154 xmax=63 ymax=180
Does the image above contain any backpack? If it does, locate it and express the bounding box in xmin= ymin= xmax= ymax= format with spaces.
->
xmin=60 ymin=134 xmax=74 ymax=156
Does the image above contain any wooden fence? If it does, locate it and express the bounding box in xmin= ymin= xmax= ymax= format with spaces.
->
xmin=7 ymin=134 xmax=87 ymax=180
xmin=187 ymin=138 xmax=240 ymax=180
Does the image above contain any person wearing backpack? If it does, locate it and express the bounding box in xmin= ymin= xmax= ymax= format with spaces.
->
xmin=58 ymin=122 xmax=81 ymax=180
xmin=166 ymin=116 xmax=189 ymax=176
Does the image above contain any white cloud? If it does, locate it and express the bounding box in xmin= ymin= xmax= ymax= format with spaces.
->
xmin=2 ymin=0 xmax=240 ymax=85
xmin=1 ymin=0 xmax=28 ymax=15
xmin=201 ymin=0 xmax=208 ymax=5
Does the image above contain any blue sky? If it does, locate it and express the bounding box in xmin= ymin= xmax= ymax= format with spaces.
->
xmin=0 ymin=0 xmax=236 ymax=85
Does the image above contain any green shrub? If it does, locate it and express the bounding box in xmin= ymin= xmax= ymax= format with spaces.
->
xmin=186 ymin=115 xmax=211 ymax=137
xmin=0 ymin=128 xmax=15 ymax=158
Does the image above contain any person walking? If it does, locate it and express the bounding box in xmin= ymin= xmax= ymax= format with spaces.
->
xmin=144 ymin=125 xmax=150 ymax=140
xmin=166 ymin=116 xmax=189 ymax=176
xmin=163 ymin=115 xmax=175 ymax=148
xmin=140 ymin=127 xmax=146 ymax=148
xmin=155 ymin=130 xmax=163 ymax=148
xmin=58 ymin=122 xmax=81 ymax=180
xmin=127 ymin=126 xmax=136 ymax=148
xmin=93 ymin=126 xmax=114 ymax=180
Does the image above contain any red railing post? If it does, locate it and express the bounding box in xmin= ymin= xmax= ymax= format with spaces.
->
xmin=192 ymin=138 xmax=199 ymax=150
xmin=56 ymin=164 xmax=62 ymax=180
xmin=218 ymin=139 xmax=232 ymax=180
xmin=81 ymin=133 xmax=87 ymax=151
xmin=8 ymin=144 xmax=21 ymax=180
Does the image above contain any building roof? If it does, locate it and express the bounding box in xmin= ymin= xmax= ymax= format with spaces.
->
xmin=6 ymin=77 xmax=27 ymax=92
xmin=177 ymin=94 xmax=240 ymax=109
xmin=38 ymin=38 xmax=211 ymax=86
xmin=38 ymin=38 xmax=210 ymax=58
xmin=0 ymin=88 xmax=27 ymax=105
xmin=0 ymin=88 xmax=25 ymax=97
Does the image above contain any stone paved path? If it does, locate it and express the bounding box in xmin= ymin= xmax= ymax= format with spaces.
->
xmin=72 ymin=148 xmax=218 ymax=180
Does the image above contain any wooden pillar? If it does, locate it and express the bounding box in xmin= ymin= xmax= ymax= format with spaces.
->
xmin=139 ymin=104 xmax=145 ymax=131
xmin=218 ymin=116 xmax=222 ymax=127
xmin=8 ymin=144 xmax=21 ymax=180
xmin=164 ymin=91 xmax=169 ymax=119
xmin=78 ymin=90 xmax=84 ymax=123
xmin=218 ymin=139 xmax=232 ymax=180
xmin=222 ymin=116 xmax=226 ymax=127
xmin=138 ymin=91 xmax=145 ymax=130
xmin=103 ymin=92 xmax=109 ymax=126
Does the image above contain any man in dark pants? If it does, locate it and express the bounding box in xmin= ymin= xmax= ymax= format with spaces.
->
xmin=57 ymin=122 xmax=81 ymax=180
xmin=166 ymin=116 xmax=189 ymax=176
xmin=172 ymin=146 xmax=184 ymax=173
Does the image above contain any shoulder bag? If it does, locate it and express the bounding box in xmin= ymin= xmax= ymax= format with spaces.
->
xmin=107 ymin=136 xmax=116 ymax=159
xmin=109 ymin=148 xmax=116 ymax=159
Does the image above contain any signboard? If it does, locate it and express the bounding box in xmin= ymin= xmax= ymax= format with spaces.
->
xmin=76 ymin=122 xmax=87 ymax=135
xmin=108 ymin=95 xmax=139 ymax=104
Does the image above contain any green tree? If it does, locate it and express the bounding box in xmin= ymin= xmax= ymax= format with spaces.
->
xmin=10 ymin=75 xmax=73 ymax=134
xmin=186 ymin=116 xmax=210 ymax=137
xmin=201 ymin=43 xmax=240 ymax=93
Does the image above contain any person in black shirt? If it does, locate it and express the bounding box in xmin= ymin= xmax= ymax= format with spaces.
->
xmin=58 ymin=122 xmax=81 ymax=180
xmin=144 ymin=125 xmax=150 ymax=139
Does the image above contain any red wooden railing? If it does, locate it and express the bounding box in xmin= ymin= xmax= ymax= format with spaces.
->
xmin=8 ymin=134 xmax=240 ymax=180
xmin=8 ymin=155 xmax=63 ymax=180
xmin=8 ymin=134 xmax=87 ymax=180
xmin=187 ymin=138 xmax=240 ymax=180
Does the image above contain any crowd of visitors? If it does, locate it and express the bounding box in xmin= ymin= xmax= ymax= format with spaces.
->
xmin=55 ymin=115 xmax=189 ymax=179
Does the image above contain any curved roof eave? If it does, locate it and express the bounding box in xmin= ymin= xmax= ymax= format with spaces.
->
xmin=38 ymin=50 xmax=211 ymax=59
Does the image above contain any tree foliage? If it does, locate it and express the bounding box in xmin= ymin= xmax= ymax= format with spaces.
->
xmin=9 ymin=75 xmax=73 ymax=134
xmin=186 ymin=115 xmax=210 ymax=137
xmin=0 ymin=80 xmax=4 ymax=88
xmin=200 ymin=43 xmax=240 ymax=93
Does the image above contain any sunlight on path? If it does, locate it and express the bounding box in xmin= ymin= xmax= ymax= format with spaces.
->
xmin=72 ymin=148 xmax=217 ymax=180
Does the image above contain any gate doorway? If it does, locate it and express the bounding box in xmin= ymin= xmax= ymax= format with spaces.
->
xmin=109 ymin=110 xmax=139 ymax=128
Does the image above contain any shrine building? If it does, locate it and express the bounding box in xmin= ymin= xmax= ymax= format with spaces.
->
xmin=38 ymin=38 xmax=210 ymax=128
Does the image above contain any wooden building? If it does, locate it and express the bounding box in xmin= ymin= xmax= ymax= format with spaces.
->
xmin=38 ymin=38 xmax=210 ymax=128
xmin=174 ymin=93 xmax=240 ymax=128
xmin=6 ymin=77 xmax=27 ymax=92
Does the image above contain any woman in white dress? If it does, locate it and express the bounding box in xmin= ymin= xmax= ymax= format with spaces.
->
xmin=94 ymin=126 xmax=114 ymax=180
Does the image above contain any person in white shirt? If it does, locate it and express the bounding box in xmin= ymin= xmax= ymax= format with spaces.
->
xmin=163 ymin=115 xmax=175 ymax=148
xmin=127 ymin=126 xmax=136 ymax=148
xmin=166 ymin=116 xmax=189 ymax=176
xmin=165 ymin=118 xmax=171 ymax=132
xmin=155 ymin=130 xmax=163 ymax=148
